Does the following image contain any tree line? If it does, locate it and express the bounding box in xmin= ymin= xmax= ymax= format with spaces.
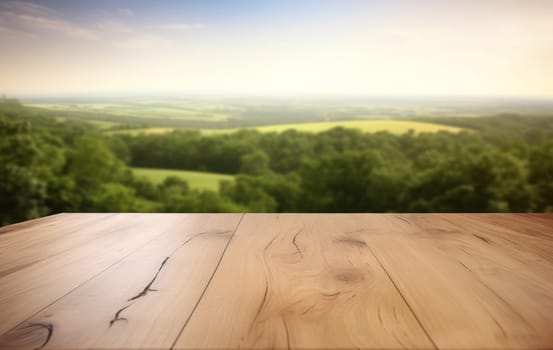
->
xmin=1 ymin=99 xmax=552 ymax=225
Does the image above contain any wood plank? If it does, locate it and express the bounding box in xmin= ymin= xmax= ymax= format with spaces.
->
xmin=363 ymin=214 xmax=553 ymax=349
xmin=0 ymin=213 xmax=243 ymax=350
xmin=0 ymin=213 xmax=116 ymax=278
xmin=0 ymin=213 xmax=186 ymax=336
xmin=174 ymin=214 xmax=434 ymax=350
xmin=2 ymin=213 xmax=552 ymax=350
xmin=442 ymin=213 xmax=553 ymax=267
xmin=518 ymin=213 xmax=553 ymax=228
xmin=0 ymin=213 xmax=66 ymax=235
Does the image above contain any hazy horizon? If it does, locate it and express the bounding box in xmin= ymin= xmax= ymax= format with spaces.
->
xmin=1 ymin=0 xmax=552 ymax=97
xmin=9 ymin=93 xmax=553 ymax=103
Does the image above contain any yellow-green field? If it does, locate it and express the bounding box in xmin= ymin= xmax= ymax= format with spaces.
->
xmin=108 ymin=128 xmax=175 ymax=136
xmin=233 ymin=120 xmax=464 ymax=134
xmin=132 ymin=167 xmax=233 ymax=191
xmin=112 ymin=120 xmax=464 ymax=136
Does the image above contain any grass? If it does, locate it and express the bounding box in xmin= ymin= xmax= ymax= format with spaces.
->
xmin=132 ymin=167 xmax=233 ymax=191
xmin=245 ymin=120 xmax=464 ymax=134
xmin=108 ymin=128 xmax=175 ymax=136
xmin=26 ymin=100 xmax=478 ymax=134
xmin=110 ymin=120 xmax=465 ymax=136
xmin=28 ymin=100 xmax=469 ymax=135
xmin=28 ymin=102 xmax=234 ymax=123
xmin=84 ymin=119 xmax=121 ymax=129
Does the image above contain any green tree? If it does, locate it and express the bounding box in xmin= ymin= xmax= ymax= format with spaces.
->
xmin=240 ymin=150 xmax=271 ymax=176
xmin=405 ymin=149 xmax=532 ymax=212
xmin=299 ymin=151 xmax=391 ymax=212
xmin=0 ymin=117 xmax=53 ymax=224
xmin=220 ymin=176 xmax=277 ymax=212
xmin=91 ymin=183 xmax=137 ymax=212
xmin=528 ymin=141 xmax=553 ymax=211
xmin=67 ymin=136 xmax=129 ymax=198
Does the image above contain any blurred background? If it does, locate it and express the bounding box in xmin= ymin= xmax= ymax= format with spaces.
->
xmin=1 ymin=0 xmax=553 ymax=225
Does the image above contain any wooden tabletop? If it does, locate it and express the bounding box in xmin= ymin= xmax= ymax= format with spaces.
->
xmin=0 ymin=213 xmax=552 ymax=350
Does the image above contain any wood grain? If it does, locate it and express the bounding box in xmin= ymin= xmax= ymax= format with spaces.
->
xmin=1 ymin=213 xmax=553 ymax=350
xmin=0 ymin=213 xmax=66 ymax=235
xmin=363 ymin=214 xmax=553 ymax=349
xmin=0 ymin=214 xmax=115 ymax=278
xmin=0 ymin=214 xmax=185 ymax=336
xmin=459 ymin=214 xmax=553 ymax=265
xmin=0 ymin=214 xmax=243 ymax=350
xmin=174 ymin=214 xmax=434 ymax=350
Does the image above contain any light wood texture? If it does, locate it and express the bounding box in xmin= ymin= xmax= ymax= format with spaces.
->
xmin=0 ymin=214 xmax=115 ymax=278
xmin=175 ymin=214 xmax=434 ymax=350
xmin=0 ymin=213 xmax=243 ymax=350
xmin=1 ymin=213 xmax=552 ymax=350
xmin=362 ymin=214 xmax=553 ymax=349
xmin=0 ymin=213 xmax=66 ymax=235
xmin=0 ymin=213 xmax=186 ymax=335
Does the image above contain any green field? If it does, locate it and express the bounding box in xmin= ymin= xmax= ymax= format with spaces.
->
xmin=111 ymin=120 xmax=464 ymax=136
xmin=27 ymin=100 xmax=238 ymax=130
xmin=132 ymin=167 xmax=233 ymax=191
xmin=26 ymin=98 xmax=553 ymax=133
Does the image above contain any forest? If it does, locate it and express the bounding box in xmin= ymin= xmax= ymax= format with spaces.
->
xmin=1 ymin=98 xmax=552 ymax=225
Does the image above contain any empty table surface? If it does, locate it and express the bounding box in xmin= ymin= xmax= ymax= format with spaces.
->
xmin=0 ymin=213 xmax=552 ymax=350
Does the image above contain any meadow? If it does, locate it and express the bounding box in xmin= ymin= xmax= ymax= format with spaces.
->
xmin=132 ymin=167 xmax=233 ymax=191
xmin=209 ymin=120 xmax=463 ymax=134
xmin=26 ymin=97 xmax=553 ymax=134
xmin=109 ymin=120 xmax=463 ymax=135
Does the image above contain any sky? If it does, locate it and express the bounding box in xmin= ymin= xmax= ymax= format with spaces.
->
xmin=0 ymin=0 xmax=552 ymax=97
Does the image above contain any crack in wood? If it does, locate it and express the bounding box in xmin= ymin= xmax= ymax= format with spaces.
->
xmin=108 ymin=256 xmax=170 ymax=328
xmin=128 ymin=256 xmax=170 ymax=301
xmin=24 ymin=322 xmax=53 ymax=350
xmin=292 ymin=229 xmax=304 ymax=258
xmin=109 ymin=305 xmax=131 ymax=327
xmin=180 ymin=230 xmax=231 ymax=247
xmin=109 ymin=229 xmax=233 ymax=328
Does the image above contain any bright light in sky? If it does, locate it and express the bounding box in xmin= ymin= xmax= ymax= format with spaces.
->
xmin=0 ymin=0 xmax=552 ymax=97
